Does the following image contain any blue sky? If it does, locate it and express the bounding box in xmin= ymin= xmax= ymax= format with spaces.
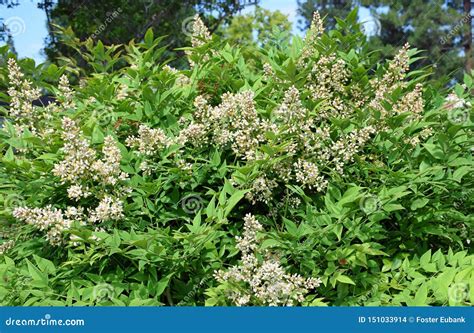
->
xmin=0 ymin=0 xmax=47 ymax=63
xmin=0 ymin=0 xmax=375 ymax=64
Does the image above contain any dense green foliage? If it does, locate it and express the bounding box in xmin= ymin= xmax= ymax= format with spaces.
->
xmin=0 ymin=11 xmax=472 ymax=306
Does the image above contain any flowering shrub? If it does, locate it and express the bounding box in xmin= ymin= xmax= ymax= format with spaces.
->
xmin=0 ymin=11 xmax=472 ymax=306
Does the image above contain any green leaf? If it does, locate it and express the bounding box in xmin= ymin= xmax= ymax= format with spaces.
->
xmin=144 ymin=28 xmax=154 ymax=46
xmin=221 ymin=51 xmax=234 ymax=63
xmin=3 ymin=147 xmax=14 ymax=163
xmin=224 ymin=190 xmax=248 ymax=217
xmin=423 ymin=143 xmax=444 ymax=160
xmin=26 ymin=259 xmax=48 ymax=286
xmin=411 ymin=198 xmax=429 ymax=210
xmin=420 ymin=250 xmax=432 ymax=267
xmin=338 ymin=186 xmax=361 ymax=206
xmin=383 ymin=203 xmax=405 ymax=212
xmin=336 ymin=275 xmax=355 ymax=285
xmin=413 ymin=283 xmax=428 ymax=306
xmin=156 ymin=274 xmax=173 ymax=297
xmin=452 ymin=166 xmax=471 ymax=182
xmin=91 ymin=125 xmax=104 ymax=144
xmin=283 ymin=218 xmax=298 ymax=237
xmin=33 ymin=255 xmax=56 ymax=275
xmin=333 ymin=224 xmax=343 ymax=241
xmin=261 ymin=239 xmax=280 ymax=249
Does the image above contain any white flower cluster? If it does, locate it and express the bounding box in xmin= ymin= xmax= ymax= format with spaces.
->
xmin=245 ymin=176 xmax=279 ymax=204
xmin=7 ymin=58 xmax=42 ymax=134
xmin=392 ymin=83 xmax=424 ymax=120
xmin=308 ymin=55 xmax=348 ymax=100
xmin=88 ymin=196 xmax=124 ymax=223
xmin=187 ymin=15 xmax=212 ymax=68
xmin=307 ymin=55 xmax=352 ymax=119
xmin=12 ymin=118 xmax=130 ymax=245
xmin=126 ymin=124 xmax=171 ymax=156
xmin=163 ymin=65 xmax=191 ymax=87
xmin=215 ymin=214 xmax=321 ymax=306
xmin=258 ymin=87 xmax=374 ymax=195
xmin=274 ymin=86 xmax=306 ymax=124
xmin=444 ymin=93 xmax=472 ymax=110
xmin=298 ymin=13 xmax=370 ymax=119
xmin=53 ymin=118 xmax=128 ymax=190
xmin=321 ymin=126 xmax=375 ymax=174
xmin=91 ymin=136 xmax=129 ymax=185
xmin=294 ymin=159 xmax=327 ymax=192
xmin=404 ymin=127 xmax=434 ymax=147
xmin=55 ymin=117 xmax=129 ymax=202
xmin=58 ymin=74 xmax=75 ymax=109
xmin=116 ymin=83 xmax=128 ymax=101
xmin=0 ymin=240 xmax=15 ymax=255
xmin=67 ymin=184 xmax=92 ymax=201
xmin=190 ymin=15 xmax=211 ymax=48
xmin=6 ymin=60 xmax=77 ymax=140
xmin=177 ymin=122 xmax=207 ymax=146
xmin=370 ymin=43 xmax=410 ymax=118
xmin=263 ymin=63 xmax=275 ymax=80
xmin=299 ymin=11 xmax=324 ymax=66
xmin=52 ymin=117 xmax=96 ymax=185
xmin=13 ymin=205 xmax=77 ymax=245
xmin=182 ymin=91 xmax=264 ymax=160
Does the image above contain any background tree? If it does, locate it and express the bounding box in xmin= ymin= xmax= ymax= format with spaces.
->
xmin=298 ymin=0 xmax=473 ymax=84
xmin=219 ymin=7 xmax=291 ymax=47
xmin=366 ymin=0 xmax=468 ymax=84
xmin=464 ymin=0 xmax=472 ymax=73
xmin=1 ymin=0 xmax=259 ymax=67
xmin=297 ymin=0 xmax=356 ymax=30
